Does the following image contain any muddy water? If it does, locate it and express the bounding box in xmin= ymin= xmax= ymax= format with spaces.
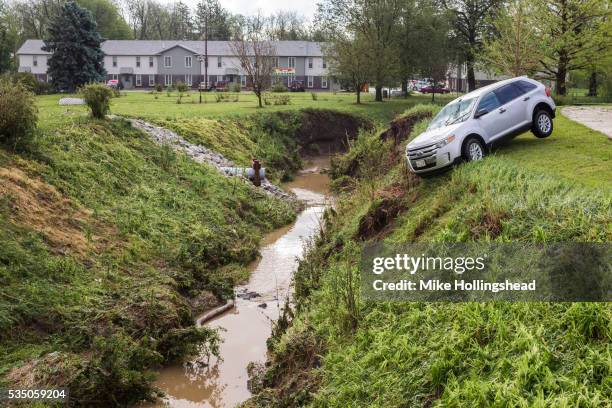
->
xmin=147 ymin=158 xmax=331 ymax=408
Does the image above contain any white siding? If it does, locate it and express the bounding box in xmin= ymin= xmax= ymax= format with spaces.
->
xmin=305 ymin=57 xmax=326 ymax=76
xmin=103 ymin=55 xmax=156 ymax=75
xmin=19 ymin=55 xmax=48 ymax=74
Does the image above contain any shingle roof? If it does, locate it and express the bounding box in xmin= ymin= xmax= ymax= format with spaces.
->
xmin=17 ymin=39 xmax=324 ymax=57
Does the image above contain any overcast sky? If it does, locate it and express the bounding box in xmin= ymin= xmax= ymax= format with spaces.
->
xmin=181 ymin=0 xmax=318 ymax=21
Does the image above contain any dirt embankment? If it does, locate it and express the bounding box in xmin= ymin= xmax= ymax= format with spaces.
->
xmin=291 ymin=109 xmax=374 ymax=154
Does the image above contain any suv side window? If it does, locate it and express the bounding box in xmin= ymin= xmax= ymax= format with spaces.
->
xmin=477 ymin=92 xmax=501 ymax=114
xmin=515 ymin=80 xmax=537 ymax=93
xmin=494 ymin=83 xmax=523 ymax=105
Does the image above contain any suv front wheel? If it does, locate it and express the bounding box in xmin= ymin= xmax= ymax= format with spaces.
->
xmin=462 ymin=136 xmax=486 ymax=162
xmin=532 ymin=110 xmax=553 ymax=138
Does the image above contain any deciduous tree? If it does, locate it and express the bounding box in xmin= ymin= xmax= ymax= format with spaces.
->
xmin=482 ymin=0 xmax=541 ymax=76
xmin=324 ymin=33 xmax=373 ymax=104
xmin=443 ymin=0 xmax=500 ymax=91
xmin=535 ymin=0 xmax=611 ymax=95
xmin=230 ymin=14 xmax=276 ymax=108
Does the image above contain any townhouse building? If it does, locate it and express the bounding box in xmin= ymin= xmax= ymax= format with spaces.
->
xmin=17 ymin=40 xmax=331 ymax=90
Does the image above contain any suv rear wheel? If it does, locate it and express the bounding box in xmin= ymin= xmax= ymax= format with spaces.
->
xmin=462 ymin=136 xmax=486 ymax=162
xmin=532 ymin=110 xmax=553 ymax=138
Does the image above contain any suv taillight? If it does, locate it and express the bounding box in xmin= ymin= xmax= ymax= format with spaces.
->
xmin=545 ymin=86 xmax=551 ymax=97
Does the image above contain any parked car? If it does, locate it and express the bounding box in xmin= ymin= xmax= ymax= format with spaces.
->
xmin=406 ymin=76 xmax=556 ymax=174
xmin=208 ymin=81 xmax=227 ymax=91
xmin=419 ymin=84 xmax=450 ymax=94
xmin=106 ymin=79 xmax=119 ymax=88
xmin=289 ymin=80 xmax=305 ymax=92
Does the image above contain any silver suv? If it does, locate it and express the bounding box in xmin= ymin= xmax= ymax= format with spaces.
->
xmin=406 ymin=77 xmax=556 ymax=174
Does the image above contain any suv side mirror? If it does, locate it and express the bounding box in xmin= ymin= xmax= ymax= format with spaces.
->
xmin=474 ymin=108 xmax=488 ymax=119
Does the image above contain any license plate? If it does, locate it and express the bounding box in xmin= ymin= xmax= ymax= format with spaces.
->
xmin=415 ymin=159 xmax=426 ymax=168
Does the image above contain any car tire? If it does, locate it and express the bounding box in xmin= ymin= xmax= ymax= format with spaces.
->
xmin=462 ymin=136 xmax=486 ymax=162
xmin=532 ymin=110 xmax=553 ymax=138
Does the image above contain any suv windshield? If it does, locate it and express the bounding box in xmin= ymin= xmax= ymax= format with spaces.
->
xmin=427 ymin=97 xmax=477 ymax=130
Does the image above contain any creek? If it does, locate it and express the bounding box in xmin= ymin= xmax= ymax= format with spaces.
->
xmin=146 ymin=156 xmax=331 ymax=408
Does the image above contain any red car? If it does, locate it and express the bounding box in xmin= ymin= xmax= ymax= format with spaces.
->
xmin=289 ymin=80 xmax=305 ymax=92
xmin=420 ymin=85 xmax=450 ymax=94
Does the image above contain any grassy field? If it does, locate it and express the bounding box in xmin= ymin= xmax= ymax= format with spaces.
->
xmin=249 ymin=106 xmax=612 ymax=407
xmin=37 ymin=90 xmax=456 ymax=125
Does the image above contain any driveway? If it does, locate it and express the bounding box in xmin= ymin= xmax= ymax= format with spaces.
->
xmin=562 ymin=106 xmax=612 ymax=139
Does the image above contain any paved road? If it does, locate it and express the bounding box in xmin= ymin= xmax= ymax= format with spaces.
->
xmin=562 ymin=106 xmax=612 ymax=139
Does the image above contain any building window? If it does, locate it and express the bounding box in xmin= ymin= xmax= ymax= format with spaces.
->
xmin=135 ymin=74 xmax=142 ymax=86
xmin=164 ymin=74 xmax=172 ymax=86
xmin=185 ymin=56 xmax=192 ymax=68
xmin=33 ymin=56 xmax=38 ymax=66
xmin=47 ymin=74 xmax=52 ymax=83
xmin=241 ymin=75 xmax=246 ymax=87
xmin=272 ymin=57 xmax=278 ymax=68
xmin=288 ymin=74 xmax=295 ymax=86
xmin=308 ymin=58 xmax=313 ymax=69
xmin=164 ymin=56 xmax=172 ymax=68
xmin=149 ymin=57 xmax=154 ymax=68
xmin=217 ymin=75 xmax=223 ymax=83
xmin=185 ymin=74 xmax=192 ymax=86
xmin=322 ymin=76 xmax=328 ymax=88
xmin=113 ymin=56 xmax=117 ymax=67
xmin=307 ymin=76 xmax=313 ymax=88
xmin=288 ymin=57 xmax=295 ymax=68
xmin=322 ymin=59 xmax=327 ymax=69
xmin=136 ymin=56 xmax=141 ymax=68
xmin=217 ymin=56 xmax=222 ymax=68
xmin=149 ymin=75 xmax=155 ymax=86
xmin=111 ymin=74 xmax=118 ymax=80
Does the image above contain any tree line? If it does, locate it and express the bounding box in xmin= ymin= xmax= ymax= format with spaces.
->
xmin=1 ymin=0 xmax=610 ymax=100
xmin=320 ymin=0 xmax=610 ymax=102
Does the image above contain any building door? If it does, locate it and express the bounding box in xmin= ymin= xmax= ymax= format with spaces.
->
xmin=121 ymin=74 xmax=133 ymax=89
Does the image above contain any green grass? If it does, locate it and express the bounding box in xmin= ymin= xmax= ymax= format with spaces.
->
xmin=250 ymin=107 xmax=612 ymax=407
xmin=0 ymin=102 xmax=296 ymax=405
xmin=36 ymin=91 xmax=456 ymax=125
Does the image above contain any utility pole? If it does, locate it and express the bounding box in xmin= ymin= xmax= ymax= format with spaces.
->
xmin=204 ymin=9 xmax=208 ymax=90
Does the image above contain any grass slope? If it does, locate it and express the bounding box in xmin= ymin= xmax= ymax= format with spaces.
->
xmin=249 ymin=107 xmax=612 ymax=407
xmin=0 ymin=111 xmax=294 ymax=405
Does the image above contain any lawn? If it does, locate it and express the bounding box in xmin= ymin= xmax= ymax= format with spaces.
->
xmin=36 ymin=90 xmax=457 ymax=125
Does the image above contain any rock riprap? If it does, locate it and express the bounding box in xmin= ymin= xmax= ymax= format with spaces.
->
xmin=111 ymin=116 xmax=295 ymax=202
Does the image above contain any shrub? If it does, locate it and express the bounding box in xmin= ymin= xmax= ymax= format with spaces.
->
xmin=272 ymin=82 xmax=288 ymax=93
xmin=155 ymin=83 xmax=163 ymax=92
xmin=229 ymin=82 xmax=242 ymax=93
xmin=273 ymin=95 xmax=291 ymax=105
xmin=311 ymin=92 xmax=318 ymax=101
xmin=6 ymin=72 xmax=55 ymax=95
xmin=0 ymin=78 xmax=38 ymax=148
xmin=215 ymin=92 xmax=227 ymax=103
xmin=176 ymin=81 xmax=189 ymax=93
xmin=80 ymin=83 xmax=114 ymax=119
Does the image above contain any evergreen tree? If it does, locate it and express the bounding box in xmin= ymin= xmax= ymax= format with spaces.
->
xmin=42 ymin=1 xmax=106 ymax=91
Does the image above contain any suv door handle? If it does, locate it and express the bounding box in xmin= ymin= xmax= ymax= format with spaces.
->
xmin=499 ymin=108 xmax=506 ymax=113
xmin=523 ymin=96 xmax=530 ymax=101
